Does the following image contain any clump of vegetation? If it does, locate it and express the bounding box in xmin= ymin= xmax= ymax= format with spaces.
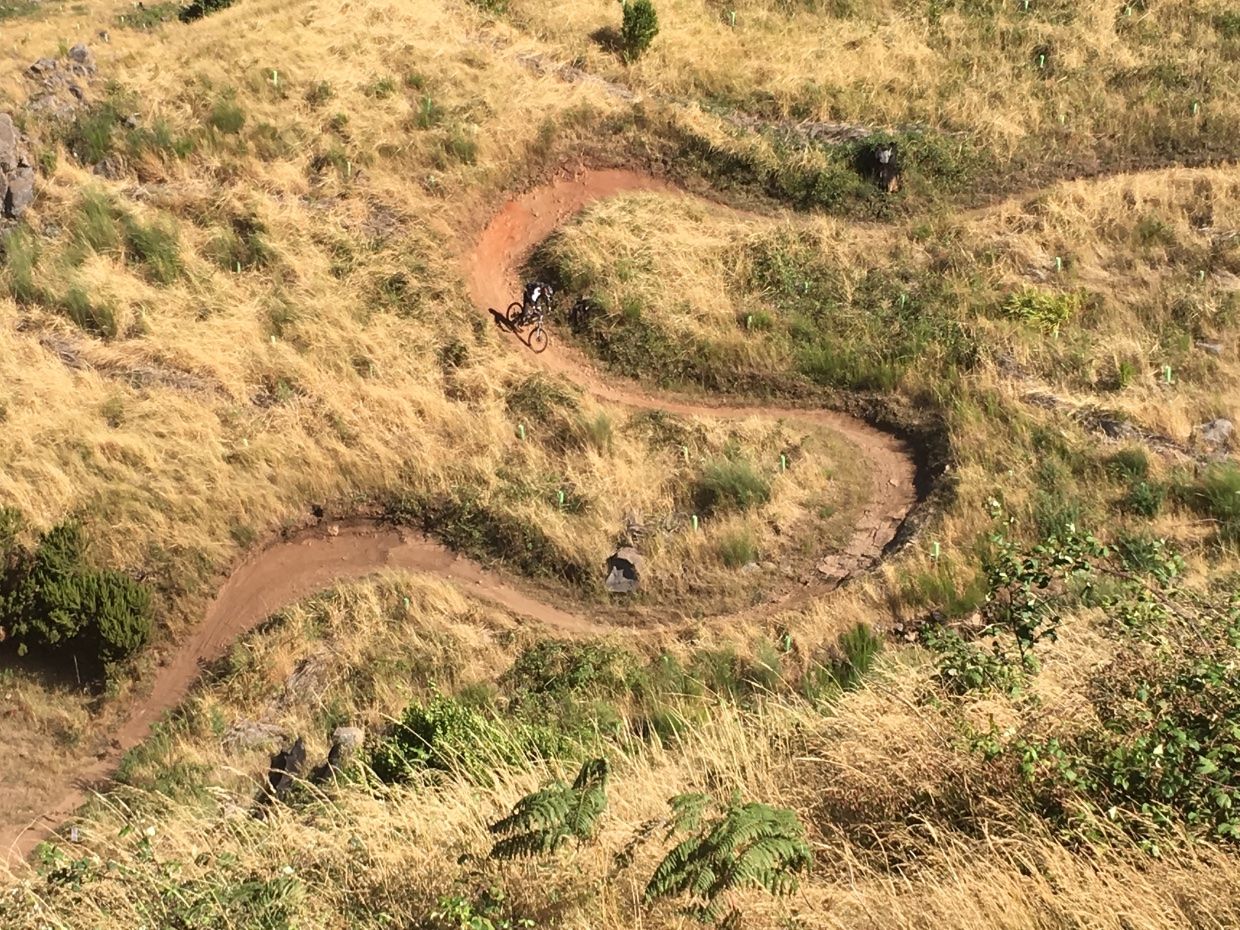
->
xmin=1000 ymin=597 xmax=1240 ymax=845
xmin=621 ymin=0 xmax=660 ymax=61
xmin=642 ymin=793 xmax=812 ymax=924
xmin=488 ymin=758 xmax=609 ymax=859
xmin=1187 ymin=462 xmax=1240 ymax=546
xmin=693 ymin=457 xmax=771 ymax=515
xmin=1002 ymin=288 xmax=1082 ymax=333
xmin=179 ymin=0 xmax=234 ymax=22
xmin=716 ymin=527 xmax=758 ymax=567
xmin=207 ymin=96 xmax=246 ymax=135
xmin=0 ymin=521 xmax=153 ymax=671
xmin=370 ymin=694 xmax=525 ymax=785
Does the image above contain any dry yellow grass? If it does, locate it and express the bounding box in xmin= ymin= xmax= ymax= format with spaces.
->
xmin=0 ymin=0 xmax=1238 ymax=924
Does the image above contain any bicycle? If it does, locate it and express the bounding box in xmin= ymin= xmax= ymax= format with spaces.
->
xmin=505 ymin=300 xmax=549 ymax=353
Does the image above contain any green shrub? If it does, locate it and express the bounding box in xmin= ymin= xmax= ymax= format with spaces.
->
xmin=1123 ymin=480 xmax=1165 ymax=517
xmin=1106 ymin=447 xmax=1150 ymax=482
xmin=0 ymin=522 xmax=153 ymax=670
xmin=207 ymin=97 xmax=246 ymax=135
xmin=621 ymin=0 xmax=660 ymax=61
xmin=1114 ymin=533 xmax=1184 ymax=587
xmin=122 ymin=214 xmax=182 ymax=284
xmin=1191 ymin=462 xmax=1240 ymax=545
xmin=1010 ymin=618 xmax=1240 ymax=844
xmin=925 ymin=627 xmax=1024 ymax=695
xmin=643 ymin=793 xmax=812 ymax=924
xmin=693 ymin=457 xmax=771 ymax=515
xmin=179 ymin=0 xmax=234 ymax=22
xmin=502 ymin=640 xmax=637 ymax=700
xmin=716 ymin=528 xmax=758 ymax=568
xmin=370 ymin=695 xmax=526 ymax=784
xmin=1001 ymin=288 xmax=1081 ymax=332
xmin=59 ymin=285 xmax=119 ymax=339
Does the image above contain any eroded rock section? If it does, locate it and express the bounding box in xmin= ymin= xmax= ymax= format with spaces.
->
xmin=0 ymin=114 xmax=36 ymax=219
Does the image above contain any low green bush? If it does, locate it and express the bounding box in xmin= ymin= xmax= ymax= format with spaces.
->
xmin=621 ymin=0 xmax=659 ymax=61
xmin=716 ymin=528 xmax=759 ymax=568
xmin=370 ymin=694 xmax=524 ymax=784
xmin=0 ymin=521 xmax=152 ymax=670
xmin=1001 ymin=288 xmax=1081 ymax=333
xmin=179 ymin=0 xmax=233 ymax=22
xmin=693 ymin=457 xmax=771 ymax=515
xmin=1190 ymin=461 xmax=1240 ymax=546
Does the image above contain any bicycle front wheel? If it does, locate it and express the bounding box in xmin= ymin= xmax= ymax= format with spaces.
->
xmin=528 ymin=326 xmax=548 ymax=353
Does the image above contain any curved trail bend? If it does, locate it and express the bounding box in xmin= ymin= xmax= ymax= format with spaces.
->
xmin=1 ymin=168 xmax=918 ymax=865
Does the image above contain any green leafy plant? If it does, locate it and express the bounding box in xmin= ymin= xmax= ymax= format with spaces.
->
xmin=1009 ymin=597 xmax=1240 ymax=846
xmin=0 ymin=521 xmax=152 ymax=670
xmin=370 ymin=694 xmax=521 ymax=784
xmin=621 ymin=0 xmax=660 ymax=61
xmin=488 ymin=758 xmax=609 ymax=859
xmin=1001 ymin=287 xmax=1081 ymax=333
xmin=179 ymin=0 xmax=234 ymax=22
xmin=801 ymin=622 xmax=884 ymax=702
xmin=693 ymin=457 xmax=771 ymax=515
xmin=643 ymin=793 xmax=813 ymax=924
xmin=981 ymin=502 xmax=1105 ymax=667
xmin=924 ymin=627 xmax=1024 ymax=695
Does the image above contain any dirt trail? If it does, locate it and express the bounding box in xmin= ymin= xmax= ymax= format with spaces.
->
xmin=2 ymin=168 xmax=917 ymax=866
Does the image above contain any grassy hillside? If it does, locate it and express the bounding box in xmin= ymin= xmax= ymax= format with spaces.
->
xmin=1 ymin=0 xmax=1238 ymax=926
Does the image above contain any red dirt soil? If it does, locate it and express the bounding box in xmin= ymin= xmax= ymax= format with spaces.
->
xmin=1 ymin=168 xmax=917 ymax=865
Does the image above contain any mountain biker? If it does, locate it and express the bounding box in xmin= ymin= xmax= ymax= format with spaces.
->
xmin=521 ymin=280 xmax=554 ymax=325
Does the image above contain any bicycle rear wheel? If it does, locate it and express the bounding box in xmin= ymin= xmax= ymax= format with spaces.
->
xmin=528 ymin=325 xmax=548 ymax=353
xmin=506 ymin=302 xmax=525 ymax=326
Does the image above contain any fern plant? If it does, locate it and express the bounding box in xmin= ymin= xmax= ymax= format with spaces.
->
xmin=643 ymin=793 xmax=813 ymax=924
xmin=488 ymin=758 xmax=609 ymax=859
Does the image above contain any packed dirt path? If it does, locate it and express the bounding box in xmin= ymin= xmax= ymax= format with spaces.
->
xmin=2 ymin=168 xmax=918 ymax=866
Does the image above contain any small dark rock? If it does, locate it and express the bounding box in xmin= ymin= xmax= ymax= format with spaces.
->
xmin=266 ymin=737 xmax=307 ymax=797
xmin=29 ymin=58 xmax=58 ymax=75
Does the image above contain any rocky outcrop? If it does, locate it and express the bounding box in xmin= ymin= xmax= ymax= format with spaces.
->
xmin=1193 ymin=418 xmax=1234 ymax=451
xmin=27 ymin=44 xmax=97 ymax=120
xmin=0 ymin=113 xmax=36 ymax=218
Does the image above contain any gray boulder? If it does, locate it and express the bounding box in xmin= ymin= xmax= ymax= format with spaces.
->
xmin=0 ymin=114 xmax=17 ymax=171
xmin=67 ymin=44 xmax=96 ymax=76
xmin=605 ymin=547 xmax=644 ymax=593
xmin=0 ymin=114 xmax=35 ymax=218
xmin=1193 ymin=418 xmax=1234 ymax=449
xmin=5 ymin=167 xmax=35 ymax=217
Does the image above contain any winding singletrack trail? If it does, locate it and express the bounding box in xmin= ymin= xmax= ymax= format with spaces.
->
xmin=1 ymin=168 xmax=917 ymax=866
